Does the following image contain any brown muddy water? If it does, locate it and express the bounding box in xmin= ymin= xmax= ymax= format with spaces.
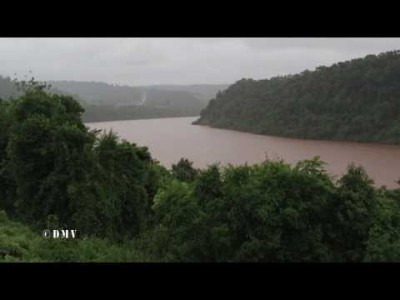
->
xmin=87 ymin=117 xmax=400 ymax=189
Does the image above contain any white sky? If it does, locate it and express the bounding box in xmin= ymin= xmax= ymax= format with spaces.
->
xmin=1 ymin=38 xmax=400 ymax=86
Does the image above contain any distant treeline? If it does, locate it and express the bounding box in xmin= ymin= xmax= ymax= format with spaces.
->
xmin=1 ymin=83 xmax=400 ymax=262
xmin=194 ymin=50 xmax=400 ymax=144
xmin=82 ymin=103 xmax=201 ymax=123
xmin=49 ymin=81 xmax=227 ymax=122
xmin=0 ymin=77 xmax=228 ymax=122
xmin=48 ymin=81 xmax=228 ymax=106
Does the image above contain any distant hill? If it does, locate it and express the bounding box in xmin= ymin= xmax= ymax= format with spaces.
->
xmin=194 ymin=50 xmax=400 ymax=144
xmin=143 ymin=84 xmax=229 ymax=102
xmin=49 ymin=81 xmax=228 ymax=106
xmin=48 ymin=81 xmax=143 ymax=106
xmin=0 ymin=78 xmax=229 ymax=122
xmin=48 ymin=81 xmax=228 ymax=122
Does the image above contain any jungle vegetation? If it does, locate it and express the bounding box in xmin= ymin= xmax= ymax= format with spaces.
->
xmin=0 ymin=79 xmax=400 ymax=262
xmin=194 ymin=50 xmax=400 ymax=144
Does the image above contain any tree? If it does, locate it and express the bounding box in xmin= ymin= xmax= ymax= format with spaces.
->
xmin=3 ymin=80 xmax=158 ymax=242
xmin=326 ymin=165 xmax=376 ymax=261
xmin=6 ymin=83 xmax=94 ymax=225
xmin=171 ymin=158 xmax=198 ymax=182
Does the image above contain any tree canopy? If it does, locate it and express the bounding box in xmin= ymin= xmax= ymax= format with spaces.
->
xmin=194 ymin=50 xmax=400 ymax=144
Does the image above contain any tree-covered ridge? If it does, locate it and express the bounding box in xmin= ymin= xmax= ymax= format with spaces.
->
xmin=0 ymin=77 xmax=219 ymax=122
xmin=48 ymin=81 xmax=228 ymax=107
xmin=48 ymin=81 xmax=225 ymax=122
xmin=1 ymin=83 xmax=400 ymax=262
xmin=194 ymin=50 xmax=400 ymax=144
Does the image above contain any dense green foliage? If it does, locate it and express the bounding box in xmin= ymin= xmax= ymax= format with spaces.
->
xmin=0 ymin=210 xmax=148 ymax=262
xmin=1 ymin=82 xmax=400 ymax=262
xmin=194 ymin=50 xmax=400 ymax=144
xmin=0 ymin=81 xmax=158 ymax=242
xmin=139 ymin=158 xmax=400 ymax=262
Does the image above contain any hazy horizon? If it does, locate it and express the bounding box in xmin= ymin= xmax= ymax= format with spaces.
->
xmin=2 ymin=38 xmax=400 ymax=86
xmin=46 ymin=80 xmax=231 ymax=88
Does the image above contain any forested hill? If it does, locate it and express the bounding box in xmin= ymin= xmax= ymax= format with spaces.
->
xmin=194 ymin=50 xmax=400 ymax=144
xmin=48 ymin=81 xmax=230 ymax=122
xmin=144 ymin=84 xmax=229 ymax=102
xmin=49 ymin=81 xmax=229 ymax=106
xmin=0 ymin=78 xmax=228 ymax=122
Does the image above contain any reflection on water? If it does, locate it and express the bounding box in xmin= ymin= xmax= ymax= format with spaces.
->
xmin=87 ymin=117 xmax=400 ymax=189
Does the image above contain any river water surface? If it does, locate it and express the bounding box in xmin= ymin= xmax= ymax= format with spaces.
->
xmin=87 ymin=117 xmax=400 ymax=189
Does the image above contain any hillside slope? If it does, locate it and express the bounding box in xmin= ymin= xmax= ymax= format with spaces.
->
xmin=194 ymin=50 xmax=400 ymax=144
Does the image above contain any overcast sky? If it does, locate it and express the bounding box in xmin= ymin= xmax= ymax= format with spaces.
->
xmin=1 ymin=38 xmax=400 ymax=86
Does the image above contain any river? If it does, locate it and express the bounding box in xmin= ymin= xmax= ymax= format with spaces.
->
xmin=87 ymin=116 xmax=400 ymax=189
